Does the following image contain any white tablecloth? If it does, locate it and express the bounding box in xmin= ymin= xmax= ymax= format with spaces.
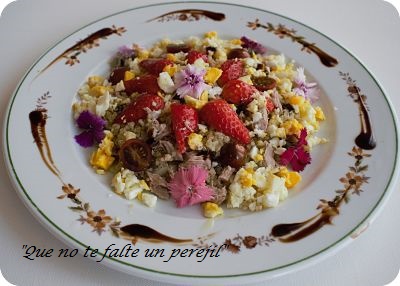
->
xmin=1 ymin=0 xmax=400 ymax=285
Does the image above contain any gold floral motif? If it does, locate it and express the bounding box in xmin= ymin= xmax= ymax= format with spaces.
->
xmin=247 ymin=19 xmax=338 ymax=67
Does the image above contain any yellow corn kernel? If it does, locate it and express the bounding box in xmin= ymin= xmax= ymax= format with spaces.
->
xmin=90 ymin=149 xmax=115 ymax=170
xmin=204 ymin=67 xmax=222 ymax=84
xmin=204 ymin=31 xmax=217 ymax=38
xmin=188 ymin=133 xmax=204 ymax=150
xmin=163 ymin=64 xmax=178 ymax=77
xmin=230 ymin=38 xmax=242 ymax=45
xmin=285 ymin=171 xmax=302 ymax=189
xmin=315 ymin=106 xmax=326 ymax=121
xmin=184 ymin=95 xmax=207 ymax=110
xmin=137 ymin=192 xmax=143 ymax=201
xmin=87 ymin=76 xmax=104 ymax=88
xmin=282 ymin=119 xmax=304 ymax=136
xmin=139 ymin=180 xmax=150 ymax=191
xmin=202 ymin=202 xmax=224 ymax=218
xmin=289 ymin=95 xmax=305 ymax=105
xmin=124 ymin=71 xmax=135 ymax=81
xmin=200 ymin=90 xmax=208 ymax=102
xmin=166 ymin=53 xmax=176 ymax=61
xmin=89 ymin=85 xmax=107 ymax=97
xmin=138 ymin=49 xmax=149 ymax=60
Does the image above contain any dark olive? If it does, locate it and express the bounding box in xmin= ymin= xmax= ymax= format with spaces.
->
xmin=218 ymin=143 xmax=247 ymax=169
xmin=227 ymin=48 xmax=250 ymax=59
xmin=119 ymin=139 xmax=153 ymax=171
xmin=109 ymin=67 xmax=130 ymax=85
xmin=166 ymin=43 xmax=191 ymax=53
xmin=252 ymin=76 xmax=277 ymax=91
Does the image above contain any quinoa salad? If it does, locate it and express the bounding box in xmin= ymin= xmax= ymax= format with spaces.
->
xmin=72 ymin=31 xmax=327 ymax=218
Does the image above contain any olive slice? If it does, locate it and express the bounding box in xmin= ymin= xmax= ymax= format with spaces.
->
xmin=227 ymin=48 xmax=250 ymax=59
xmin=166 ymin=43 xmax=191 ymax=53
xmin=119 ymin=139 xmax=153 ymax=171
xmin=218 ymin=143 xmax=247 ymax=169
xmin=252 ymin=76 xmax=277 ymax=91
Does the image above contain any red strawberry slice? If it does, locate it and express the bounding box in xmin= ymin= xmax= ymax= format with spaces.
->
xmin=221 ymin=79 xmax=258 ymax=105
xmin=217 ymin=59 xmax=244 ymax=87
xmin=139 ymin=58 xmax=173 ymax=75
xmin=170 ymin=103 xmax=199 ymax=153
xmin=123 ymin=74 xmax=160 ymax=95
xmin=187 ymin=50 xmax=208 ymax=64
xmin=199 ymin=99 xmax=250 ymax=145
xmin=114 ymin=94 xmax=165 ymax=124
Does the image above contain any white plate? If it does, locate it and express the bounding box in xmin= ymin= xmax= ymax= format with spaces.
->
xmin=3 ymin=2 xmax=399 ymax=285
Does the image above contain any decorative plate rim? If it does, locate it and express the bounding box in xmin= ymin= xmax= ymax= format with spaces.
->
xmin=2 ymin=1 xmax=400 ymax=283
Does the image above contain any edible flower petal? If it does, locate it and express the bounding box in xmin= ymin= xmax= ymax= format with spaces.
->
xmin=174 ymin=65 xmax=210 ymax=99
xmin=74 ymin=110 xmax=106 ymax=147
xmin=293 ymin=67 xmax=320 ymax=103
xmin=240 ymin=36 xmax=267 ymax=54
xmin=117 ymin=45 xmax=135 ymax=58
xmin=167 ymin=166 xmax=214 ymax=208
xmin=280 ymin=128 xmax=311 ymax=172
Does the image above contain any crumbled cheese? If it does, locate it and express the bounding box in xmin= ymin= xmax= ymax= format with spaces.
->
xmin=140 ymin=192 xmax=157 ymax=208
xmin=157 ymin=72 xmax=175 ymax=93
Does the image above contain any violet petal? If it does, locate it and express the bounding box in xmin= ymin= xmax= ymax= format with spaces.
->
xmin=240 ymin=36 xmax=267 ymax=54
xmin=76 ymin=111 xmax=106 ymax=130
xmin=74 ymin=130 xmax=95 ymax=148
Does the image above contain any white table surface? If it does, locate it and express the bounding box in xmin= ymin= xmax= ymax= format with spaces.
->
xmin=1 ymin=0 xmax=400 ymax=285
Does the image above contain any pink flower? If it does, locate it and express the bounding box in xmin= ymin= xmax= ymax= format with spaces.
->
xmin=167 ymin=166 xmax=214 ymax=208
xmin=280 ymin=128 xmax=311 ymax=172
xmin=293 ymin=67 xmax=320 ymax=103
xmin=174 ymin=65 xmax=210 ymax=99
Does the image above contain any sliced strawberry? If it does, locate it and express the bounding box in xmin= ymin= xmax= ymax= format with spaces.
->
xmin=187 ymin=50 xmax=208 ymax=64
xmin=139 ymin=58 xmax=173 ymax=75
xmin=114 ymin=94 xmax=165 ymax=124
xmin=221 ymin=79 xmax=258 ymax=105
xmin=123 ymin=74 xmax=160 ymax=95
xmin=199 ymin=99 xmax=250 ymax=145
xmin=217 ymin=59 xmax=244 ymax=87
xmin=266 ymin=98 xmax=275 ymax=113
xmin=170 ymin=103 xmax=199 ymax=153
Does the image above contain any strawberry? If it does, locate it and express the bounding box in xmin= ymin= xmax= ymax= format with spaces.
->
xmin=221 ymin=79 xmax=258 ymax=105
xmin=123 ymin=74 xmax=160 ymax=95
xmin=266 ymin=98 xmax=275 ymax=113
xmin=217 ymin=59 xmax=244 ymax=87
xmin=170 ymin=103 xmax=199 ymax=153
xmin=199 ymin=99 xmax=250 ymax=145
xmin=114 ymin=94 xmax=165 ymax=124
xmin=187 ymin=50 xmax=208 ymax=64
xmin=139 ymin=58 xmax=173 ymax=75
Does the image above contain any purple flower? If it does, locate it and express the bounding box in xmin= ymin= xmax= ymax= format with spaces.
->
xmin=240 ymin=36 xmax=267 ymax=54
xmin=292 ymin=67 xmax=320 ymax=103
xmin=167 ymin=166 xmax=214 ymax=208
xmin=74 ymin=111 xmax=106 ymax=148
xmin=117 ymin=45 xmax=135 ymax=58
xmin=174 ymin=65 xmax=210 ymax=99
